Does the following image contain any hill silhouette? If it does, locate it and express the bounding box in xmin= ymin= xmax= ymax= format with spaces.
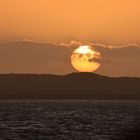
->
xmin=0 ymin=72 xmax=139 ymax=99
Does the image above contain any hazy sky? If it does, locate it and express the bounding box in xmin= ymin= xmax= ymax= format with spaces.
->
xmin=0 ymin=0 xmax=140 ymax=77
xmin=0 ymin=0 xmax=140 ymax=43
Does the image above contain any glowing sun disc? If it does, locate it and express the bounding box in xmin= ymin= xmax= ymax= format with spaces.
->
xmin=71 ymin=45 xmax=101 ymax=72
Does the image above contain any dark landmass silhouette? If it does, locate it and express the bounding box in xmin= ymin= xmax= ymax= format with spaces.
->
xmin=0 ymin=72 xmax=139 ymax=100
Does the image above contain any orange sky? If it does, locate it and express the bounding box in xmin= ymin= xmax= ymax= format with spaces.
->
xmin=0 ymin=0 xmax=140 ymax=43
xmin=0 ymin=0 xmax=140 ymax=76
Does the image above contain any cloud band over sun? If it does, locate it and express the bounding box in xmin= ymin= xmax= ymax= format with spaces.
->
xmin=0 ymin=40 xmax=139 ymax=77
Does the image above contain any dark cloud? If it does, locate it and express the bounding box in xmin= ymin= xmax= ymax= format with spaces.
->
xmin=0 ymin=40 xmax=139 ymax=77
xmin=92 ymin=44 xmax=140 ymax=77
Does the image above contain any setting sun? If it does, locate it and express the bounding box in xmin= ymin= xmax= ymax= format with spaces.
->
xmin=71 ymin=45 xmax=101 ymax=72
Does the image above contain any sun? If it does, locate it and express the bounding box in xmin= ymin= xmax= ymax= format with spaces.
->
xmin=71 ymin=45 xmax=101 ymax=72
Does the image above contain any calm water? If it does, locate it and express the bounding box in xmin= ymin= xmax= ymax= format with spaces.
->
xmin=0 ymin=100 xmax=140 ymax=140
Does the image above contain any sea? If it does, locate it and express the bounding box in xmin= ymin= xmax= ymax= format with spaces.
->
xmin=0 ymin=100 xmax=140 ymax=140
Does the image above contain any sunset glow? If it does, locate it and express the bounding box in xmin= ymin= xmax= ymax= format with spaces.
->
xmin=71 ymin=45 xmax=101 ymax=72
